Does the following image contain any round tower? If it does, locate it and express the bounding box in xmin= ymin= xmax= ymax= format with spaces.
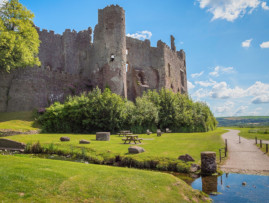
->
xmin=93 ymin=5 xmax=127 ymax=97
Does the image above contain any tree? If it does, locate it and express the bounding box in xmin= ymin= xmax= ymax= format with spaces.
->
xmin=0 ymin=0 xmax=40 ymax=72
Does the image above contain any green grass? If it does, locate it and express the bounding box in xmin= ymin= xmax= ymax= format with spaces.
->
xmin=258 ymin=144 xmax=269 ymax=156
xmin=0 ymin=155 xmax=208 ymax=202
xmin=230 ymin=127 xmax=269 ymax=141
xmin=7 ymin=128 xmax=227 ymax=164
xmin=0 ymin=111 xmax=39 ymax=132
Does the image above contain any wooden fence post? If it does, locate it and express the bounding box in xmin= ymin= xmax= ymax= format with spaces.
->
xmin=225 ymin=139 xmax=227 ymax=157
xmin=266 ymin=144 xmax=268 ymax=153
xmin=255 ymin=137 xmax=257 ymax=144
xmin=260 ymin=140 xmax=262 ymax=148
xmin=219 ymin=149 xmax=222 ymax=163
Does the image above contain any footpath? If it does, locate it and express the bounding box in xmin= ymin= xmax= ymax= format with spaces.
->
xmin=220 ymin=129 xmax=269 ymax=175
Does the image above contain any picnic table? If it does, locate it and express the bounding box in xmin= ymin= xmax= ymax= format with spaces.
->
xmin=118 ymin=130 xmax=132 ymax=137
xmin=122 ymin=135 xmax=142 ymax=144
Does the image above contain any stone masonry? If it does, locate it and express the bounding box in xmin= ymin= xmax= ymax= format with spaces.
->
xmin=0 ymin=5 xmax=188 ymax=112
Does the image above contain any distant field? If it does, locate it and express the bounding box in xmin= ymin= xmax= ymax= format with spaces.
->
xmin=217 ymin=116 xmax=269 ymax=127
xmin=0 ymin=155 xmax=208 ymax=202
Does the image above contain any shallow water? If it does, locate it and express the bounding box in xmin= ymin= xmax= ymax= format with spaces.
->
xmin=192 ymin=173 xmax=269 ymax=203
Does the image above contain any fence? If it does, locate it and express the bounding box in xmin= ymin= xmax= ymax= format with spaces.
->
xmin=219 ymin=139 xmax=228 ymax=163
xmin=255 ymin=136 xmax=269 ymax=153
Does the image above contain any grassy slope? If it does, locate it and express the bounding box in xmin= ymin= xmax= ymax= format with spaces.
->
xmin=229 ymin=127 xmax=269 ymax=141
xmin=0 ymin=155 xmax=208 ymax=203
xmin=7 ymin=129 xmax=227 ymax=163
xmin=0 ymin=111 xmax=39 ymax=132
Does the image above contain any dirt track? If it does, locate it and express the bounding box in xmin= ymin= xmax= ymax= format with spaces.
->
xmin=220 ymin=129 xmax=269 ymax=175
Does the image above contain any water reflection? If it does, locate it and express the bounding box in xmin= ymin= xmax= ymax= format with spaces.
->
xmin=192 ymin=173 xmax=269 ymax=202
xmin=202 ymin=175 xmax=218 ymax=194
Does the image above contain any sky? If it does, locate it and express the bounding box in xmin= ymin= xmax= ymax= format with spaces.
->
xmin=4 ymin=0 xmax=269 ymax=117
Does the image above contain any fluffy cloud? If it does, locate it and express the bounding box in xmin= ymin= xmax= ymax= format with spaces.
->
xmin=192 ymin=81 xmax=269 ymax=100
xmin=261 ymin=1 xmax=269 ymax=10
xmin=187 ymin=81 xmax=195 ymax=89
xmin=127 ymin=31 xmax=152 ymax=40
xmin=242 ymin=39 xmax=253 ymax=48
xmin=195 ymin=79 xmax=217 ymax=87
xmin=191 ymin=71 xmax=204 ymax=78
xmin=209 ymin=66 xmax=234 ymax=77
xmin=251 ymin=95 xmax=269 ymax=104
xmin=235 ymin=106 xmax=248 ymax=115
xmin=260 ymin=41 xmax=269 ymax=48
xmin=215 ymin=101 xmax=234 ymax=113
xmin=197 ymin=0 xmax=261 ymax=22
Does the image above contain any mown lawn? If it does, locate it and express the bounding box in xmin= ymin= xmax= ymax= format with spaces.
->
xmin=6 ymin=129 xmax=227 ymax=164
xmin=0 ymin=155 xmax=208 ymax=203
xmin=0 ymin=111 xmax=39 ymax=132
xmin=228 ymin=127 xmax=269 ymax=141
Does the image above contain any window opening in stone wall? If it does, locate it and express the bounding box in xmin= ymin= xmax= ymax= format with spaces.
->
xmin=110 ymin=54 xmax=115 ymax=62
xmin=138 ymin=72 xmax=146 ymax=85
xmin=126 ymin=49 xmax=129 ymax=55
xmin=180 ymin=71 xmax=184 ymax=87
xmin=126 ymin=63 xmax=129 ymax=72
xmin=168 ymin=63 xmax=171 ymax=77
xmin=171 ymin=84 xmax=174 ymax=90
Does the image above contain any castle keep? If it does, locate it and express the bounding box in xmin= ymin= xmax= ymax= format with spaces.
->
xmin=0 ymin=5 xmax=187 ymax=112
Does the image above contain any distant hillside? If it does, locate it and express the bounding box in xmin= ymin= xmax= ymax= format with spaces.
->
xmin=217 ymin=116 xmax=269 ymax=127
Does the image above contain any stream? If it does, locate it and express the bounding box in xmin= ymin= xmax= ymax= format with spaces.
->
xmin=191 ymin=173 xmax=269 ymax=203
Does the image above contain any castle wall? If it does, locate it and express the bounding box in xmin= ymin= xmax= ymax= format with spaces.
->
xmin=93 ymin=5 xmax=127 ymax=97
xmin=126 ymin=36 xmax=187 ymax=101
xmin=0 ymin=68 xmax=88 ymax=112
xmin=0 ymin=5 xmax=188 ymax=112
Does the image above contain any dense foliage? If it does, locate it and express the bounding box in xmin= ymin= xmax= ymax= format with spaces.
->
xmin=0 ymin=0 xmax=40 ymax=72
xmin=38 ymin=88 xmax=217 ymax=133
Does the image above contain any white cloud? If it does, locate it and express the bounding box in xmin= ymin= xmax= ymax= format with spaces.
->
xmin=251 ymin=95 xmax=269 ymax=104
xmin=260 ymin=41 xmax=269 ymax=48
xmin=209 ymin=66 xmax=234 ymax=77
xmin=191 ymin=71 xmax=204 ymax=78
xmin=197 ymin=0 xmax=261 ymax=22
xmin=187 ymin=81 xmax=195 ymax=89
xmin=210 ymin=82 xmax=245 ymax=99
xmin=126 ymin=31 xmax=152 ymax=40
xmin=261 ymin=1 xmax=269 ymax=10
xmin=195 ymin=79 xmax=217 ymax=87
xmin=235 ymin=106 xmax=248 ymax=115
xmin=215 ymin=101 xmax=234 ymax=113
xmin=192 ymin=88 xmax=209 ymax=99
xmin=242 ymin=39 xmax=253 ymax=48
xmin=0 ymin=0 xmax=7 ymax=7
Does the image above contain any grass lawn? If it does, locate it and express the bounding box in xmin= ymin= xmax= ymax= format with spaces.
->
xmin=0 ymin=111 xmax=39 ymax=132
xmin=0 ymin=155 xmax=208 ymax=202
xmin=6 ymin=129 xmax=227 ymax=164
xmin=227 ymin=127 xmax=269 ymax=141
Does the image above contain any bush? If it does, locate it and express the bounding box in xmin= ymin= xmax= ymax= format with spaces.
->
xmin=37 ymin=87 xmax=217 ymax=133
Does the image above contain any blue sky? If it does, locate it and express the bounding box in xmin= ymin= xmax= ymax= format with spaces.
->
xmin=15 ymin=0 xmax=269 ymax=116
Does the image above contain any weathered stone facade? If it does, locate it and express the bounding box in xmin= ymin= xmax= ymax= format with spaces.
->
xmin=0 ymin=5 xmax=187 ymax=112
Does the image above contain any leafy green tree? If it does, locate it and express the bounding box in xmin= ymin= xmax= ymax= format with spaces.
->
xmin=0 ymin=0 xmax=40 ymax=72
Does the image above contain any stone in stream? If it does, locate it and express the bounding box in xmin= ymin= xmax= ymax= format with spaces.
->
xmin=201 ymin=151 xmax=217 ymax=175
xmin=178 ymin=154 xmax=195 ymax=162
xmin=190 ymin=163 xmax=201 ymax=173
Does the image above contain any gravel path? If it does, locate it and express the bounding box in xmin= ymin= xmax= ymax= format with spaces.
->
xmin=220 ymin=129 xmax=269 ymax=175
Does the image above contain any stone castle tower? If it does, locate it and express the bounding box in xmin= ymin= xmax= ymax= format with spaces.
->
xmin=0 ymin=5 xmax=187 ymax=112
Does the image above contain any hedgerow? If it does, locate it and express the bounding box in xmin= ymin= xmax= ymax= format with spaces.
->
xmin=37 ymin=87 xmax=217 ymax=133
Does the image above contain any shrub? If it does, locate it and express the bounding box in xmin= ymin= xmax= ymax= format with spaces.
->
xmin=37 ymin=87 xmax=217 ymax=133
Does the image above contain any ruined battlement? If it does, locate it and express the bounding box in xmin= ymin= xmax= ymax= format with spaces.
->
xmin=0 ymin=5 xmax=187 ymax=112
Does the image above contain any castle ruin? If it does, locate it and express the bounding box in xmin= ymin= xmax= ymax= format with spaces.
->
xmin=0 ymin=5 xmax=187 ymax=112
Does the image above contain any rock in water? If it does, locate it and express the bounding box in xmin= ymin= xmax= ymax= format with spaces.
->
xmin=178 ymin=154 xmax=195 ymax=162
xmin=128 ymin=146 xmax=145 ymax=154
